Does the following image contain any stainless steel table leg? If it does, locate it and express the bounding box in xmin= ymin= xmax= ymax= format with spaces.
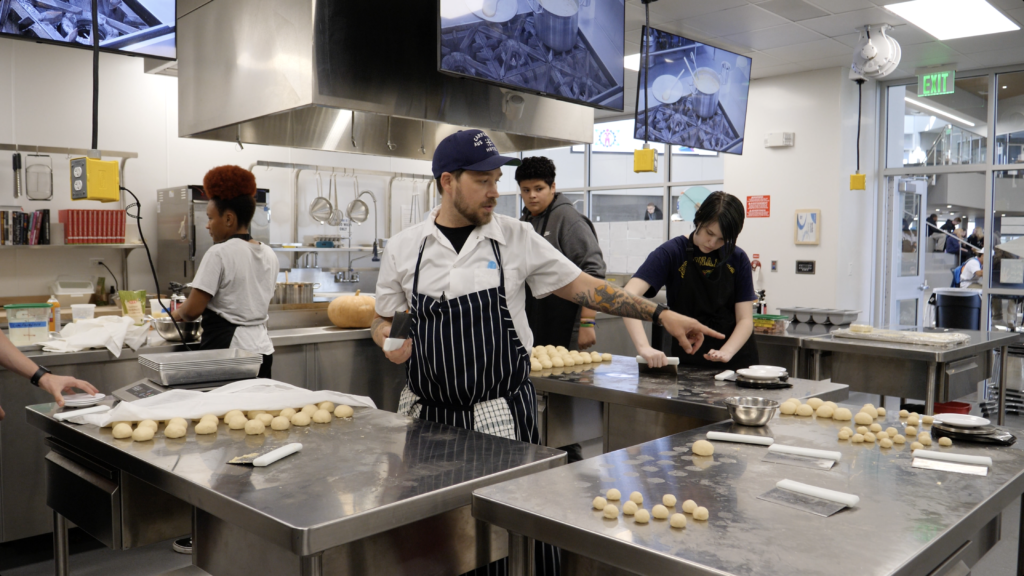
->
xmin=1017 ymin=496 xmax=1024 ymax=576
xmin=926 ymin=363 xmax=937 ymax=415
xmin=792 ymin=348 xmax=800 ymax=378
xmin=300 ymin=553 xmax=323 ymax=576
xmin=1000 ymin=345 xmax=1009 ymax=427
xmin=602 ymin=402 xmax=610 ymax=454
xmin=508 ymin=532 xmax=534 ymax=576
xmin=813 ymin=350 xmax=821 ymax=381
xmin=53 ymin=511 xmax=69 ymax=576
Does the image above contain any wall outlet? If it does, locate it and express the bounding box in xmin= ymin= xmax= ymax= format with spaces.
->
xmin=90 ymin=257 xmax=105 ymax=266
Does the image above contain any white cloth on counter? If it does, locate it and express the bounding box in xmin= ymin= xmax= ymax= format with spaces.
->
xmin=42 ymin=316 xmax=149 ymax=357
xmin=82 ymin=379 xmax=376 ymax=427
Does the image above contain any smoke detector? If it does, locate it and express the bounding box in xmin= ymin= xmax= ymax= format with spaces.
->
xmin=850 ymin=25 xmax=901 ymax=81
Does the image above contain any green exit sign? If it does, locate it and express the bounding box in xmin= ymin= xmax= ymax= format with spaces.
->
xmin=918 ymin=70 xmax=955 ymax=97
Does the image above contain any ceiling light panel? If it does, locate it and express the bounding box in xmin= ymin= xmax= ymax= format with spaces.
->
xmin=886 ymin=0 xmax=1019 ymax=40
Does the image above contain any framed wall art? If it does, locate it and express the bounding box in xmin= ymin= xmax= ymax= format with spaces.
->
xmin=795 ymin=209 xmax=821 ymax=245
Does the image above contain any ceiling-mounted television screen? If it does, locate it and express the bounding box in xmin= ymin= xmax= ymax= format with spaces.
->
xmin=634 ymin=26 xmax=751 ymax=155
xmin=438 ymin=0 xmax=625 ymax=111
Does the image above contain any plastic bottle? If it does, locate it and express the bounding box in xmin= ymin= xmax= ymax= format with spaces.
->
xmin=47 ymin=295 xmax=61 ymax=332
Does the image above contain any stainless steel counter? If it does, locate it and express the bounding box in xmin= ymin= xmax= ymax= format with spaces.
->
xmin=752 ymin=324 xmax=841 ymax=378
xmin=532 ymin=355 xmax=848 ymax=452
xmin=474 ymin=405 xmax=1024 ymax=576
xmin=28 ymin=403 xmax=564 ymax=575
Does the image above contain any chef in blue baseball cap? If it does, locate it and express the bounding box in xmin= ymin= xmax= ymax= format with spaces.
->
xmin=371 ymin=129 xmax=720 ymax=574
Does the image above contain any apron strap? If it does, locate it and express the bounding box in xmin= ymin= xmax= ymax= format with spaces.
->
xmin=490 ymin=239 xmax=505 ymax=289
xmin=412 ymin=237 xmax=428 ymax=297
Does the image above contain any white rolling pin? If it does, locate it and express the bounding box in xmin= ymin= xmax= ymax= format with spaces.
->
xmin=54 ymin=405 xmax=110 ymax=421
xmin=777 ymin=479 xmax=860 ymax=508
xmin=635 ymin=356 xmax=679 ymax=365
xmin=912 ymin=450 xmax=992 ymax=468
xmin=769 ymin=444 xmax=842 ymax=462
xmin=253 ymin=443 xmax=303 ymax=467
xmin=706 ymin=431 xmax=774 ymax=446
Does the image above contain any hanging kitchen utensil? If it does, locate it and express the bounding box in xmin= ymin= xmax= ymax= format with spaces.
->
xmin=25 ymin=154 xmax=53 ymax=201
xmin=12 ymin=152 xmax=22 ymax=199
xmin=327 ymin=173 xmax=344 ymax=227
xmin=348 ymin=177 xmax=369 ymax=223
xmin=308 ymin=173 xmax=333 ymax=224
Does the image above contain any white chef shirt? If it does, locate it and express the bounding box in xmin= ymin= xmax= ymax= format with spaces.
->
xmin=375 ymin=207 xmax=583 ymax=351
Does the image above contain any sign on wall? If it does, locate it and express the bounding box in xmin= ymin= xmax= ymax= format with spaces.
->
xmin=746 ymin=195 xmax=770 ymax=218
xmin=917 ymin=69 xmax=955 ymax=97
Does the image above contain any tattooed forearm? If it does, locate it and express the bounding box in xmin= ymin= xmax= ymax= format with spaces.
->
xmin=572 ymin=282 xmax=657 ymax=320
xmin=371 ymin=316 xmax=389 ymax=347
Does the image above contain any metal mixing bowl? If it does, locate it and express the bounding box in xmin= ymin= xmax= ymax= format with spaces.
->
xmin=724 ymin=396 xmax=780 ymax=427
xmin=152 ymin=317 xmax=202 ymax=343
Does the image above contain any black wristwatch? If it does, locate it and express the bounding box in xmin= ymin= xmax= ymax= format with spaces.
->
xmin=30 ymin=366 xmax=51 ymax=387
xmin=652 ymin=304 xmax=668 ymax=327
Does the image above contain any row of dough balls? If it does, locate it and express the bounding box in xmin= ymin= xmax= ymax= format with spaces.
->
xmin=108 ymin=401 xmax=354 ymax=441
xmin=838 ymin=425 xmax=949 ymax=448
xmin=530 ymin=345 xmax=612 ymax=371
xmin=779 ymin=397 xmax=853 ymax=420
xmin=593 ymin=489 xmax=709 ymax=527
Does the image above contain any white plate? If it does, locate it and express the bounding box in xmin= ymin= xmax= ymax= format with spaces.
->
xmin=465 ymin=0 xmax=518 ymax=23
xmin=652 ymin=74 xmax=689 ymax=104
xmin=749 ymin=365 xmax=786 ymax=374
xmin=63 ymin=393 xmax=105 ymax=406
xmin=736 ymin=368 xmax=781 ymax=382
xmin=933 ymin=413 xmax=990 ymax=428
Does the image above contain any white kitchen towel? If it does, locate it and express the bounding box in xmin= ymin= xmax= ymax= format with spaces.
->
xmin=82 ymin=379 xmax=376 ymax=427
xmin=42 ymin=316 xmax=149 ymax=357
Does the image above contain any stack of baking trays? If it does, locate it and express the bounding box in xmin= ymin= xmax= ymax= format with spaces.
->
xmin=139 ymin=349 xmax=263 ymax=387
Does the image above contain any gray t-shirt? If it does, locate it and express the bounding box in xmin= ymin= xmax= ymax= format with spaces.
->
xmin=192 ymin=238 xmax=279 ymax=355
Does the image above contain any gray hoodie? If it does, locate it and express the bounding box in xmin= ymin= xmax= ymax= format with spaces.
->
xmin=521 ymin=193 xmax=606 ymax=279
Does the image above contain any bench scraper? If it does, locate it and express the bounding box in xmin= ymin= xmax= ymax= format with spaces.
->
xmin=229 ymin=443 xmax=302 ymax=466
xmin=635 ymin=355 xmax=679 ymax=376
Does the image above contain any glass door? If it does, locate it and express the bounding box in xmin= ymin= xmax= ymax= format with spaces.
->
xmin=886 ymin=177 xmax=928 ymax=327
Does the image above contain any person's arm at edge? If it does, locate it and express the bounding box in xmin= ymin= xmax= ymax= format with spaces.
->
xmin=622 ymin=277 xmax=669 ymax=367
xmin=563 ymin=221 xmax=605 ymax=350
xmin=372 ymin=313 xmax=412 ymax=364
xmin=0 ymin=331 xmax=98 ymax=418
xmin=171 ymin=288 xmax=212 ymax=322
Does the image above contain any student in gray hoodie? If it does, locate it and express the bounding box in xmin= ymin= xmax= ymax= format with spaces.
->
xmin=518 ymin=156 xmax=607 ymax=352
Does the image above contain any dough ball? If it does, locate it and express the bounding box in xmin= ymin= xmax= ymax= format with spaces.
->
xmin=911 ymin=441 xmax=924 ymax=450
xmin=939 ymin=437 xmax=953 ymax=447
xmin=857 ymin=426 xmax=869 ymax=435
xmin=652 ymin=504 xmax=669 ymax=519
xmin=244 ymin=420 xmax=265 ymax=435
xmin=893 ymin=434 xmax=906 ymax=444
xmin=816 ymin=405 xmax=835 ymax=418
xmin=923 ymin=415 xmax=934 ymax=425
xmin=682 ymin=499 xmax=697 ymax=513
xmin=850 ymin=324 xmax=873 ymax=333
xmin=841 ymin=426 xmax=853 ymax=434
xmin=905 ymin=426 xmax=918 ymax=437
xmin=806 ymin=398 xmax=824 ymax=410
xmin=623 ymin=501 xmax=639 ymax=515
xmin=318 ymin=401 xmax=335 ymax=413
xmin=139 ymin=419 xmax=159 ymax=431
xmin=606 ymin=488 xmax=621 ymax=500
xmin=268 ymin=410 xmax=281 ymax=417
xmin=247 ymin=410 xmax=266 ymax=420
xmin=851 ymin=434 xmax=864 ymax=443
xmin=780 ymin=402 xmax=798 ymax=415
xmin=551 ymin=356 xmax=564 ymax=368
xmin=877 ymin=407 xmax=887 ymax=417
xmin=590 ymin=352 xmax=603 ymax=363
xmin=629 ymin=491 xmax=644 ymax=504
xmin=860 ymin=406 xmax=879 ymax=419
xmin=562 ymin=356 xmax=575 ymax=367
xmin=863 ymin=432 xmax=876 ymax=443
xmin=552 ymin=345 xmax=563 ymax=354
xmin=291 ymin=412 xmax=312 ymax=426
xmin=168 ymin=417 xmax=188 ymax=428
xmin=200 ymin=414 xmax=219 ymax=425
xmin=634 ymin=509 xmax=650 ymax=524
xmin=312 ymin=409 xmax=333 ymax=423
xmin=693 ymin=507 xmax=709 ymax=521
xmin=196 ymin=421 xmax=217 ymax=435
xmin=879 ymin=438 xmax=893 ymax=448
xmin=603 ymin=504 xmax=618 ymax=519
xmin=602 ymin=353 xmax=613 ymax=362
xmin=899 ymin=409 xmax=910 ymax=418
xmin=335 ymin=405 xmax=354 ymax=418
xmin=228 ymin=415 xmax=248 ymax=429
xmin=854 ymin=412 xmax=873 ymax=426
xmin=785 ymin=398 xmax=802 ymax=406
xmin=886 ymin=427 xmax=899 ymax=437
xmin=541 ymin=358 xmax=553 ymax=369
xmin=271 ymin=416 xmax=291 ymax=431
xmin=165 ymin=424 xmax=186 ymax=439
xmin=869 ymin=423 xmax=882 ymax=433
xmin=832 ymin=408 xmax=853 ymax=421
xmin=530 ymin=359 xmax=542 ymax=371
xmin=257 ymin=413 xmax=274 ymax=426
xmin=593 ymin=497 xmax=607 ymax=510
xmin=907 ymin=415 xmax=919 ymax=426
xmin=838 ymin=429 xmax=851 ymax=440
xmin=280 ymin=408 xmax=297 ymax=419
xmin=112 ymin=423 xmax=133 ymax=439
xmin=670 ymin=513 xmax=687 ymax=528
xmin=577 ymin=353 xmax=591 ymax=364
xmin=663 ymin=494 xmax=677 ymax=507
xmin=796 ymin=404 xmax=814 ymax=417
xmin=224 ymin=410 xmax=244 ymax=422
xmin=132 ymin=426 xmax=155 ymax=441
xmin=918 ymin=434 xmax=932 ymax=446
xmin=876 ymin=430 xmax=889 ymax=440
xmin=301 ymin=404 xmax=318 ymax=415
xmin=692 ymin=440 xmax=714 ymax=456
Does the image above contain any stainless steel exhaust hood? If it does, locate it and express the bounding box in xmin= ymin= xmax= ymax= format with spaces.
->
xmin=177 ymin=0 xmax=595 ymax=159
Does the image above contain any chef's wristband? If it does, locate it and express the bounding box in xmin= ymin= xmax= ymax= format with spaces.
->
xmin=651 ymin=304 xmax=668 ymax=326
xmin=580 ymin=321 xmax=595 ymax=329
xmin=30 ymin=366 xmax=51 ymax=387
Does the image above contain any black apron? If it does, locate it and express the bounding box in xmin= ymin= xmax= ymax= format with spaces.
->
xmin=398 ymin=237 xmax=559 ymax=576
xmin=664 ymin=236 xmax=759 ymax=370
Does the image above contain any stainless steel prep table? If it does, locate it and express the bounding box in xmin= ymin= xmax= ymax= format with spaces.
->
xmin=803 ymin=329 xmax=1023 ymax=422
xmin=475 ymin=409 xmax=1024 ymax=576
xmin=531 ymin=355 xmax=848 ymax=452
xmin=752 ymin=323 xmax=841 ymax=378
xmin=27 ymin=404 xmax=564 ymax=576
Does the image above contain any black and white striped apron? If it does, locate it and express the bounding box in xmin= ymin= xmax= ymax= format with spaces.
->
xmin=398 ymin=237 xmax=560 ymax=576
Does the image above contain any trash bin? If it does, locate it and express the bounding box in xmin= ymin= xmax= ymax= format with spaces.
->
xmin=932 ymin=288 xmax=982 ymax=330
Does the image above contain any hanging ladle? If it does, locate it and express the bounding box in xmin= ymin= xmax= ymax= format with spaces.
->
xmin=308 ymin=172 xmax=333 ymax=225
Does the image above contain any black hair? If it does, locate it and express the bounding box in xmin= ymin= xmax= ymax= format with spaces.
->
xmin=436 ymin=169 xmax=465 ymax=196
xmin=515 ymin=156 xmax=556 ymax=186
xmin=693 ymin=191 xmax=745 ymax=260
xmin=211 ymin=195 xmax=256 ymax=228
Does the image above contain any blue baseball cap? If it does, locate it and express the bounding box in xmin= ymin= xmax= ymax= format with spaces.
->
xmin=432 ymin=129 xmax=521 ymax=179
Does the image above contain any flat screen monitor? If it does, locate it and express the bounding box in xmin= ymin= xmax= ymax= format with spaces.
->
xmin=0 ymin=0 xmax=175 ymax=60
xmin=634 ymin=26 xmax=751 ymax=155
xmin=438 ymin=0 xmax=625 ymax=111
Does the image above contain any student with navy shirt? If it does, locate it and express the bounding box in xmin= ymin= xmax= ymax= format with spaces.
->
xmin=623 ymin=192 xmax=759 ymax=370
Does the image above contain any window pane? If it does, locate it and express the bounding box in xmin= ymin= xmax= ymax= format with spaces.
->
xmin=521 ymin=146 xmax=583 ymax=189
xmin=899 ymin=191 xmax=921 ymax=277
xmin=671 ymin=147 xmax=724 ymax=182
xmin=495 ymin=194 xmax=519 ymax=218
xmin=669 ymin=186 xmax=708 ymax=239
xmin=996 ymin=71 xmax=1024 ymax=165
xmin=886 ymin=77 xmax=988 ymax=168
xmin=589 ymin=119 xmax=666 ymax=185
xmin=562 ymin=193 xmax=585 ymax=215
xmin=590 ymin=189 xmax=666 ymax=275
xmin=993 ymin=170 xmax=1024 ymax=288
xmin=991 ymin=295 xmax=1024 ymax=331
xmin=898 ymin=299 xmax=918 ymax=326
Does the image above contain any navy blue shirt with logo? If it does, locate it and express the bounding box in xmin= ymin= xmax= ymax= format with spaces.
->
xmin=634 ymin=235 xmax=757 ymax=309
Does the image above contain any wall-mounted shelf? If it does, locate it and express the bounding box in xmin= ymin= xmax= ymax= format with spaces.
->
xmin=0 ymin=243 xmax=143 ymax=250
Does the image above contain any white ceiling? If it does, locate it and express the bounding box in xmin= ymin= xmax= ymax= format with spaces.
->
xmin=602 ymin=0 xmax=1024 ymax=118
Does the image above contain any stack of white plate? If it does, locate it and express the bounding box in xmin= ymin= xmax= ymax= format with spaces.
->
xmin=62 ymin=392 xmax=105 ymax=407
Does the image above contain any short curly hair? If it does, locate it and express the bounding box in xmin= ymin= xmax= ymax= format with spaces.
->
xmin=203 ymin=165 xmax=257 ymax=227
xmin=515 ymin=156 xmax=556 ymax=186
